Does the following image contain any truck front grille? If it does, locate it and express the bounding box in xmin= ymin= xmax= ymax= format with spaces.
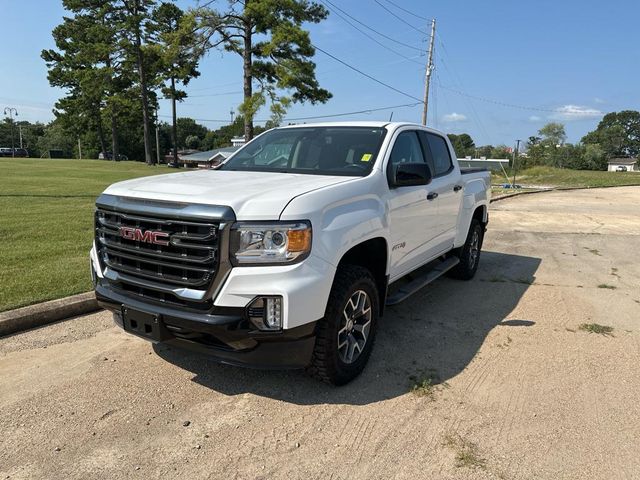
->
xmin=95 ymin=208 xmax=221 ymax=308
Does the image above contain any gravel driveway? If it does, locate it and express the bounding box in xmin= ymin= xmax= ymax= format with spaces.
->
xmin=1 ymin=187 xmax=639 ymax=480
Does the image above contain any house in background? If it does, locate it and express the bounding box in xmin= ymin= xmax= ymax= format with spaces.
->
xmin=607 ymin=158 xmax=637 ymax=172
xmin=180 ymin=145 xmax=240 ymax=168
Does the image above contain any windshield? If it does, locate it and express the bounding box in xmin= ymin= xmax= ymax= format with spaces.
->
xmin=220 ymin=126 xmax=387 ymax=176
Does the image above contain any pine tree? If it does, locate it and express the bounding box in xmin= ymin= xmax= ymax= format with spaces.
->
xmin=195 ymin=0 xmax=332 ymax=141
xmin=119 ymin=0 xmax=159 ymax=164
xmin=149 ymin=2 xmax=202 ymax=164
xmin=42 ymin=0 xmax=134 ymax=160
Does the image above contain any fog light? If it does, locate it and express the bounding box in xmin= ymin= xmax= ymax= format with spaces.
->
xmin=248 ymin=296 xmax=283 ymax=331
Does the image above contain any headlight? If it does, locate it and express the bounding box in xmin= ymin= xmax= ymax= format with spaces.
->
xmin=230 ymin=221 xmax=312 ymax=265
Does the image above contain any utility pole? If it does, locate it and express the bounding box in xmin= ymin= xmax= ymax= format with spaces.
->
xmin=421 ymin=19 xmax=436 ymax=126
xmin=19 ymin=125 xmax=23 ymax=148
xmin=3 ymin=107 xmax=18 ymax=157
xmin=78 ymin=137 xmax=82 ymax=160
xmin=230 ymin=109 xmax=235 ymax=124
xmin=153 ymin=107 xmax=160 ymax=166
xmin=155 ymin=125 xmax=161 ymax=165
xmin=512 ymin=139 xmax=521 ymax=188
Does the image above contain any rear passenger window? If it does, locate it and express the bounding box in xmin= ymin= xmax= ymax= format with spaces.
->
xmin=425 ymin=133 xmax=453 ymax=176
xmin=389 ymin=131 xmax=425 ymax=167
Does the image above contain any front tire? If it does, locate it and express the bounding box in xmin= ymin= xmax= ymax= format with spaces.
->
xmin=306 ymin=265 xmax=379 ymax=385
xmin=448 ymin=218 xmax=484 ymax=280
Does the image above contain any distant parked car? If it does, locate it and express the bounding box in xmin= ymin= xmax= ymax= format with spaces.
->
xmin=616 ymin=166 xmax=628 ymax=172
xmin=0 ymin=147 xmax=28 ymax=157
xmin=99 ymin=152 xmax=128 ymax=161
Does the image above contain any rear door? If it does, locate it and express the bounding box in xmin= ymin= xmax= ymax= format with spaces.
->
xmin=418 ymin=131 xmax=464 ymax=249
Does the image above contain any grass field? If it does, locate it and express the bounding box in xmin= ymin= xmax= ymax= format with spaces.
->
xmin=0 ymin=159 xmax=177 ymax=312
xmin=492 ymin=166 xmax=640 ymax=189
xmin=1 ymin=160 xmax=639 ymax=312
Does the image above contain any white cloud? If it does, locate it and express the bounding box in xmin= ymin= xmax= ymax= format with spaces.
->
xmin=594 ymin=97 xmax=606 ymax=104
xmin=550 ymin=105 xmax=603 ymax=121
xmin=528 ymin=115 xmax=542 ymax=122
xmin=442 ymin=112 xmax=467 ymax=123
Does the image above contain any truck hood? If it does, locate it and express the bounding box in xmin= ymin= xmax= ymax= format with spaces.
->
xmin=102 ymin=169 xmax=356 ymax=220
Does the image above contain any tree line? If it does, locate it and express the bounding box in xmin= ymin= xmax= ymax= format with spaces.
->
xmin=447 ymin=110 xmax=640 ymax=171
xmin=38 ymin=0 xmax=330 ymax=163
xmin=0 ymin=114 xmax=260 ymax=159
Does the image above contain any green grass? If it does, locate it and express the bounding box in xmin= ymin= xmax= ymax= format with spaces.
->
xmin=492 ymin=166 xmax=640 ymax=189
xmin=0 ymin=158 xmax=179 ymax=312
xmin=410 ymin=377 xmax=436 ymax=398
xmin=578 ymin=323 xmax=614 ymax=336
xmin=443 ymin=434 xmax=486 ymax=469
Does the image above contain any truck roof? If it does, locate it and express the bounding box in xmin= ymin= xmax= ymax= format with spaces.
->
xmin=275 ymin=122 xmax=447 ymax=137
xmin=277 ymin=121 xmax=426 ymax=129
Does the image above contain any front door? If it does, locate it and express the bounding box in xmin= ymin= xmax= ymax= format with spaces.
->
xmin=387 ymin=130 xmax=441 ymax=281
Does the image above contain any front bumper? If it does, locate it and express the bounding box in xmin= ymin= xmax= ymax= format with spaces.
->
xmin=96 ymin=282 xmax=317 ymax=369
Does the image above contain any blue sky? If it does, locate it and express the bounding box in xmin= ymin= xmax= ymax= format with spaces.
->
xmin=1 ymin=0 xmax=639 ymax=147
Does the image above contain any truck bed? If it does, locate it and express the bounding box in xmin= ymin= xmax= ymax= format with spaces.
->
xmin=461 ymin=167 xmax=488 ymax=174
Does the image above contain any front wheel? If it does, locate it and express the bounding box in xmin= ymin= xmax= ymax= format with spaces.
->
xmin=448 ymin=218 xmax=484 ymax=280
xmin=306 ymin=265 xmax=379 ymax=385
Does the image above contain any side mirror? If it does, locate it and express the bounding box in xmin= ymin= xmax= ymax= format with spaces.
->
xmin=389 ymin=162 xmax=432 ymax=187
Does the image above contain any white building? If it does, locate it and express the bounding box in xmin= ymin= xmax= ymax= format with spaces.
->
xmin=231 ymin=136 xmax=246 ymax=147
xmin=607 ymin=158 xmax=637 ymax=172
xmin=457 ymin=157 xmax=510 ymax=171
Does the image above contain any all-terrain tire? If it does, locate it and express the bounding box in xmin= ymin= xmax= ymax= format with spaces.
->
xmin=448 ymin=218 xmax=484 ymax=280
xmin=306 ymin=265 xmax=379 ymax=385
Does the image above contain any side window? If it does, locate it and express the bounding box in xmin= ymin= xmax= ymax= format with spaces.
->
xmin=389 ymin=131 xmax=425 ymax=167
xmin=425 ymin=133 xmax=453 ymax=176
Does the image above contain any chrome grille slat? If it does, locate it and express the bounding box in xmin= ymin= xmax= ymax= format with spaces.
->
xmin=95 ymin=208 xmax=220 ymax=300
xmin=97 ymin=215 xmax=217 ymax=241
xmin=97 ymin=226 xmax=216 ymax=252
xmin=98 ymin=236 xmax=214 ymax=264
xmin=102 ymin=258 xmax=211 ymax=287
xmin=104 ymin=249 xmax=212 ymax=274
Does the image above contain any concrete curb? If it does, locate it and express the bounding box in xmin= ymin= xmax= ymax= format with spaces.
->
xmin=490 ymin=183 xmax=640 ymax=203
xmin=0 ymin=292 xmax=101 ymax=337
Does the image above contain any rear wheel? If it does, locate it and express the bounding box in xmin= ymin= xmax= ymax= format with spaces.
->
xmin=306 ymin=265 xmax=379 ymax=385
xmin=448 ymin=218 xmax=484 ymax=280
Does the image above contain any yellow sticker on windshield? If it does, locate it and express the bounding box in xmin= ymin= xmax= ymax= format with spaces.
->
xmin=361 ymin=153 xmax=372 ymax=162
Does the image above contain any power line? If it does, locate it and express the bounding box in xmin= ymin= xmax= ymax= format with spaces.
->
xmin=322 ymin=0 xmax=424 ymax=52
xmin=285 ymin=102 xmax=421 ymax=121
xmin=379 ymin=0 xmax=431 ymax=21
xmin=188 ymin=90 xmax=243 ymax=98
xmin=157 ymin=102 xmax=422 ymax=124
xmin=188 ymin=81 xmax=244 ymax=92
xmin=373 ymin=0 xmax=428 ymax=35
xmin=320 ymin=0 xmax=424 ymax=65
xmin=434 ymin=33 xmax=493 ymax=144
xmin=438 ymin=84 xmax=561 ymax=113
xmin=312 ymin=44 xmax=424 ymax=103
xmin=158 ymin=114 xmax=228 ymax=123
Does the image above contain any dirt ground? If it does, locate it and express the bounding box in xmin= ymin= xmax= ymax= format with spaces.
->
xmin=1 ymin=187 xmax=639 ymax=480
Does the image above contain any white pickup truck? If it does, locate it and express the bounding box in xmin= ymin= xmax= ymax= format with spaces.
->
xmin=91 ymin=122 xmax=490 ymax=384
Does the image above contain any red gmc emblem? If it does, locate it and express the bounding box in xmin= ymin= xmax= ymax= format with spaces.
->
xmin=119 ymin=226 xmax=170 ymax=246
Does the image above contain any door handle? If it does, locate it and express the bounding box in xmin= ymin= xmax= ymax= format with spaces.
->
xmin=453 ymin=185 xmax=463 ymax=192
xmin=427 ymin=192 xmax=438 ymax=200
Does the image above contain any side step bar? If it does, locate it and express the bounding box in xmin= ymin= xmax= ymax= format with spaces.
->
xmin=385 ymin=256 xmax=460 ymax=306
